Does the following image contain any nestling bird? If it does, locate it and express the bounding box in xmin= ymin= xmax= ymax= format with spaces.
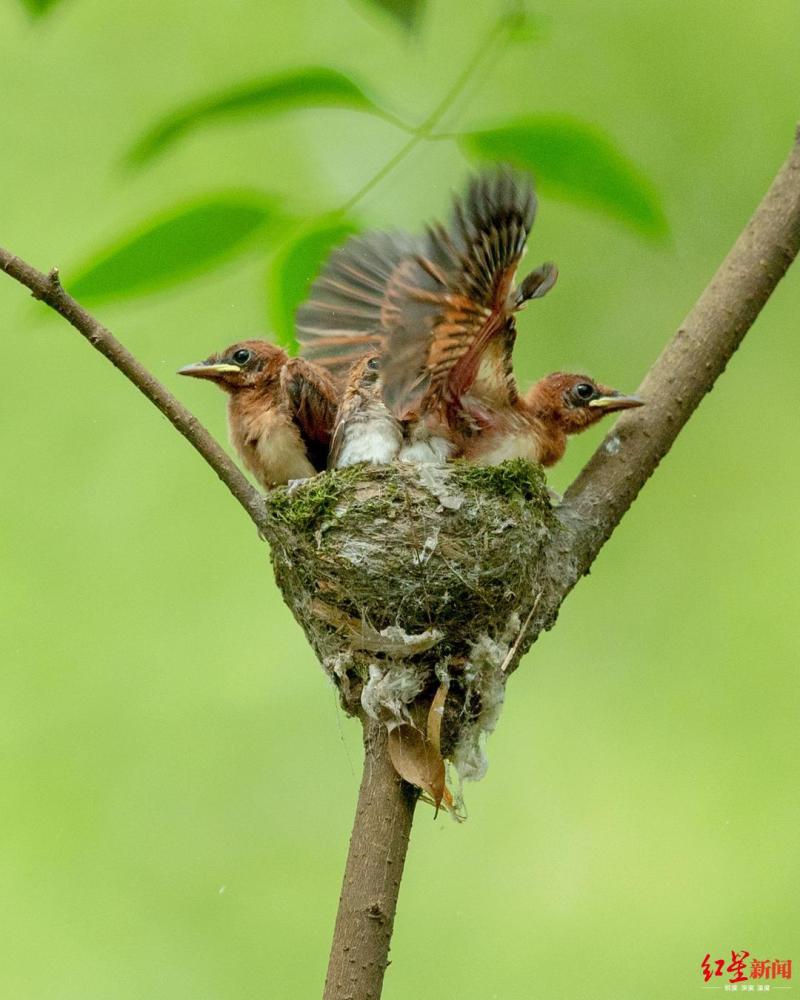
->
xmin=297 ymin=167 xmax=643 ymax=468
xmin=461 ymin=371 xmax=643 ymax=467
xmin=178 ymin=339 xmax=339 ymax=488
xmin=296 ymin=168 xmax=558 ymax=463
xmin=378 ymin=168 xmax=559 ymax=425
xmin=328 ymin=354 xmax=403 ymax=469
xmin=296 ymin=229 xmax=416 ymax=383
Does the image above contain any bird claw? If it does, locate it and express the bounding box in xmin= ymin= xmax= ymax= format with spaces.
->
xmin=286 ymin=477 xmax=311 ymax=495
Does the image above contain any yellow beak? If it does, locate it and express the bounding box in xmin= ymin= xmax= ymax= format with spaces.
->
xmin=177 ymin=362 xmax=241 ymax=379
xmin=588 ymin=394 xmax=645 ymax=412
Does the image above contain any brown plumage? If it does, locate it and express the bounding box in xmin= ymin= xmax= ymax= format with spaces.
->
xmin=328 ymin=354 xmax=403 ymax=470
xmin=296 ymin=230 xmax=418 ymax=383
xmin=178 ymin=339 xmax=339 ymax=488
xmin=461 ymin=372 xmax=644 ymax=467
xmin=296 ymin=169 xmax=643 ymax=470
xmin=296 ymin=168 xmax=557 ymax=459
xmin=379 ymin=168 xmax=557 ymax=421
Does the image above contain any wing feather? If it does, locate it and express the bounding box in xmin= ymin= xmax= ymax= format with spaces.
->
xmin=296 ymin=167 xmax=557 ymax=422
xmin=382 ymin=167 xmax=554 ymax=416
xmin=280 ymin=357 xmax=340 ymax=472
xmin=296 ymin=231 xmax=419 ymax=381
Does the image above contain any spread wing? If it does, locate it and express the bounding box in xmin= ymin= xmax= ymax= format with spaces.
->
xmin=296 ymin=167 xmax=557 ymax=422
xmin=381 ymin=168 xmax=557 ymax=418
xmin=280 ymin=357 xmax=340 ymax=472
xmin=295 ymin=230 xmax=419 ymax=382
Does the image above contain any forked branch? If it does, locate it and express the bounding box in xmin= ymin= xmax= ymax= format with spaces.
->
xmin=2 ymin=128 xmax=799 ymax=1000
xmin=566 ymin=124 xmax=800 ymax=560
xmin=320 ymin=128 xmax=800 ymax=1000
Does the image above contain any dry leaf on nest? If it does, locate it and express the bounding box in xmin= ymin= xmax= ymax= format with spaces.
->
xmin=387 ymin=683 xmax=453 ymax=812
xmin=427 ymin=683 xmax=455 ymax=813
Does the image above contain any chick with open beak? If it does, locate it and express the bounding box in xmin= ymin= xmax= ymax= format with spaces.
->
xmin=179 ymin=339 xmax=339 ymax=488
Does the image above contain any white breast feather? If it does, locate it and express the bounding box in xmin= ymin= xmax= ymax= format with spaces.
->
xmin=399 ymin=436 xmax=454 ymax=466
xmin=336 ymin=419 xmax=402 ymax=468
xmin=230 ymin=405 xmax=315 ymax=487
xmin=472 ymin=432 xmax=542 ymax=467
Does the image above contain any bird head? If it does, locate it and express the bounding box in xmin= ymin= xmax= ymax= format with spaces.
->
xmin=526 ymin=373 xmax=644 ymax=435
xmin=347 ymin=353 xmax=383 ymax=395
xmin=178 ymin=339 xmax=286 ymax=393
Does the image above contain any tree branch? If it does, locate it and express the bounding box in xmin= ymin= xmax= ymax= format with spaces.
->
xmin=3 ymin=128 xmax=799 ymax=1000
xmin=566 ymin=126 xmax=800 ymax=552
xmin=503 ymin=124 xmax=800 ymax=674
xmin=0 ymin=249 xmax=267 ymax=533
xmin=324 ymin=715 xmax=418 ymax=1000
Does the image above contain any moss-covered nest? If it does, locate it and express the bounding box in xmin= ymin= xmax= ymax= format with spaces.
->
xmin=265 ymin=459 xmax=559 ymax=786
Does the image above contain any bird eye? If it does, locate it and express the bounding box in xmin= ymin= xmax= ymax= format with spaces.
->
xmin=366 ymin=357 xmax=380 ymax=372
xmin=573 ymin=382 xmax=595 ymax=402
xmin=232 ymin=348 xmax=251 ymax=365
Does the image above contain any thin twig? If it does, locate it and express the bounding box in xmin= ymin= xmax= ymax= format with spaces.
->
xmin=501 ymin=591 xmax=542 ymax=672
xmin=334 ymin=13 xmax=511 ymax=217
xmin=0 ymin=247 xmax=268 ymax=533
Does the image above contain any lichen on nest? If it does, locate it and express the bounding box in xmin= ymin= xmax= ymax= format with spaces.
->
xmin=264 ymin=459 xmax=557 ymax=789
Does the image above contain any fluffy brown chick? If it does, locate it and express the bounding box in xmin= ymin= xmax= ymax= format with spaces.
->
xmin=459 ymin=373 xmax=643 ymax=467
xmin=178 ymin=339 xmax=339 ymax=488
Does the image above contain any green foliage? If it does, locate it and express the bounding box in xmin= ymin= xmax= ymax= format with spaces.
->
xmin=353 ymin=0 xmax=425 ymax=32
xmin=266 ymin=217 xmax=360 ymax=353
xmin=460 ymin=116 xmax=668 ymax=237
xmin=504 ymin=6 xmax=548 ymax=44
xmin=18 ymin=0 xmax=61 ymax=16
xmin=126 ymin=68 xmax=398 ymax=167
xmin=70 ymin=194 xmax=284 ymax=302
xmin=3 ymin=2 xmax=800 ymax=998
xmin=73 ymin=13 xmax=667 ymax=320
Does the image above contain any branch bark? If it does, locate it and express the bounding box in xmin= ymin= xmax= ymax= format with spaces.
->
xmin=320 ymin=128 xmax=800 ymax=991
xmin=324 ymin=716 xmax=418 ymax=1000
xmin=500 ymin=124 xmax=800 ymax=675
xmin=565 ymin=124 xmax=800 ymax=560
xmin=0 ymin=250 xmax=267 ymax=533
xmin=2 ymin=128 xmax=799 ymax=1000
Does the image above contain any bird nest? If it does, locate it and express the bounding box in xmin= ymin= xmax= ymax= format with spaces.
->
xmin=264 ymin=459 xmax=560 ymax=791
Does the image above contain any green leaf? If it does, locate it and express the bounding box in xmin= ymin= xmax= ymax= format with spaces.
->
xmin=460 ymin=116 xmax=668 ymax=238
xmin=127 ymin=68 xmax=397 ymax=168
xmin=19 ymin=0 xmax=62 ymax=17
xmin=70 ymin=193 xmax=283 ymax=303
xmin=504 ymin=7 xmax=549 ymax=44
xmin=355 ymin=0 xmax=425 ymax=32
xmin=267 ymin=217 xmax=360 ymax=353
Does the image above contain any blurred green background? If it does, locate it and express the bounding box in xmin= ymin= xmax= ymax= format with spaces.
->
xmin=1 ymin=1 xmax=798 ymax=997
